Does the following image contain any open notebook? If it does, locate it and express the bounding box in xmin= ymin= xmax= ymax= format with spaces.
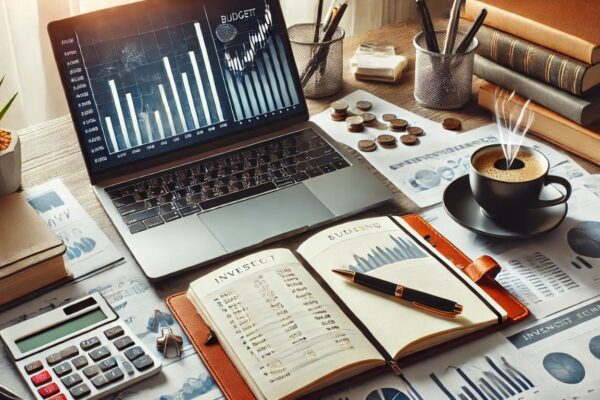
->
xmin=187 ymin=216 xmax=508 ymax=399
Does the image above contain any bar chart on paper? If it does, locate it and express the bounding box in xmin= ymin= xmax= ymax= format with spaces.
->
xmin=80 ymin=19 xmax=228 ymax=154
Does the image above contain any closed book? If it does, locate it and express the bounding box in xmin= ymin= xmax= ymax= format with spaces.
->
xmin=465 ymin=0 xmax=600 ymax=64
xmin=475 ymin=24 xmax=600 ymax=96
xmin=478 ymin=81 xmax=600 ymax=166
xmin=474 ymin=55 xmax=600 ymax=126
xmin=0 ymin=192 xmax=68 ymax=305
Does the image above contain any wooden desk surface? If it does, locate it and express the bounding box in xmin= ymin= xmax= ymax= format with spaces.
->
xmin=17 ymin=22 xmax=599 ymax=293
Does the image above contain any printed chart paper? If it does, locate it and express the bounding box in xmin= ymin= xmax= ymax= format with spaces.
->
xmin=311 ymin=90 xmax=569 ymax=207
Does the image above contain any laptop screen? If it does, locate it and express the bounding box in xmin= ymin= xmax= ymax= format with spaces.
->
xmin=49 ymin=0 xmax=306 ymax=175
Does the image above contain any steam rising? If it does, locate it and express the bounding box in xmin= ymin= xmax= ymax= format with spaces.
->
xmin=493 ymin=88 xmax=534 ymax=168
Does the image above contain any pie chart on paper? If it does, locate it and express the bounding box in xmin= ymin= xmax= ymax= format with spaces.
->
xmin=542 ymin=352 xmax=586 ymax=384
xmin=365 ymin=388 xmax=410 ymax=400
xmin=567 ymin=221 xmax=600 ymax=258
xmin=589 ymin=336 xmax=600 ymax=359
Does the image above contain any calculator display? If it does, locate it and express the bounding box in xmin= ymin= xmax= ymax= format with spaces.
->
xmin=16 ymin=309 xmax=107 ymax=353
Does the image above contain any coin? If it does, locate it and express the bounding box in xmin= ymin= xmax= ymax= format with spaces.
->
xmin=346 ymin=116 xmax=364 ymax=127
xmin=443 ymin=117 xmax=462 ymax=131
xmin=358 ymin=139 xmax=377 ymax=152
xmin=389 ymin=118 xmax=408 ymax=132
xmin=400 ymin=134 xmax=419 ymax=146
xmin=331 ymin=100 xmax=350 ymax=113
xmin=407 ymin=126 xmax=424 ymax=136
xmin=330 ymin=111 xmax=347 ymax=121
xmin=382 ymin=113 xmax=397 ymax=122
xmin=356 ymin=100 xmax=373 ymax=111
xmin=359 ymin=112 xmax=376 ymax=125
xmin=377 ymin=134 xmax=397 ymax=148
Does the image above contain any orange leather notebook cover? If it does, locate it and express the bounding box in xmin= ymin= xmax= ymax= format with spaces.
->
xmin=167 ymin=214 xmax=528 ymax=400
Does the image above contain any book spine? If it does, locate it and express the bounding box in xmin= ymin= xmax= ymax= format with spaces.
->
xmin=478 ymin=85 xmax=600 ymax=165
xmin=473 ymin=55 xmax=591 ymax=125
xmin=465 ymin=0 xmax=596 ymax=64
xmin=476 ymin=25 xmax=588 ymax=96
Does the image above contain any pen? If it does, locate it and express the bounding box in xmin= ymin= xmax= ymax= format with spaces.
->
xmin=443 ymin=0 xmax=463 ymax=54
xmin=313 ymin=0 xmax=324 ymax=43
xmin=415 ymin=0 xmax=439 ymax=53
xmin=332 ymin=269 xmax=463 ymax=317
xmin=455 ymin=8 xmax=487 ymax=54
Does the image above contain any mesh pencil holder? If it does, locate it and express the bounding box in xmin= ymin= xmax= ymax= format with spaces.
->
xmin=413 ymin=30 xmax=478 ymax=109
xmin=288 ymin=23 xmax=345 ymax=99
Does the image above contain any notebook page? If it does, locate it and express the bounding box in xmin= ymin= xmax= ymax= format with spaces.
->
xmin=188 ymin=248 xmax=383 ymax=399
xmin=297 ymin=216 xmax=506 ymax=359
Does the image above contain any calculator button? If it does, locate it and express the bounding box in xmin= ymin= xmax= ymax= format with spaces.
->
xmin=82 ymin=365 xmax=100 ymax=378
xmin=38 ymin=382 xmax=59 ymax=398
xmin=71 ymin=355 xmax=88 ymax=369
xmin=24 ymin=360 xmax=43 ymax=374
xmin=69 ymin=383 xmax=91 ymax=399
xmin=124 ymin=346 xmax=145 ymax=361
xmin=103 ymin=326 xmax=124 ymax=340
xmin=52 ymin=361 xmax=72 ymax=377
xmin=59 ymin=346 xmax=79 ymax=359
xmin=133 ymin=354 xmax=154 ymax=371
xmin=122 ymin=361 xmax=134 ymax=375
xmin=90 ymin=374 xmax=109 ymax=388
xmin=105 ymin=367 xmax=124 ymax=383
xmin=98 ymin=356 xmax=117 ymax=372
xmin=113 ymin=335 xmax=134 ymax=350
xmin=89 ymin=346 xmax=111 ymax=361
xmin=45 ymin=352 xmax=62 ymax=365
xmin=61 ymin=372 xmax=82 ymax=388
xmin=31 ymin=370 xmax=52 ymax=386
xmin=49 ymin=394 xmax=67 ymax=400
xmin=80 ymin=336 xmax=100 ymax=351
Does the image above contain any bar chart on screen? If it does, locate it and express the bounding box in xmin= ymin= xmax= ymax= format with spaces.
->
xmin=80 ymin=17 xmax=229 ymax=154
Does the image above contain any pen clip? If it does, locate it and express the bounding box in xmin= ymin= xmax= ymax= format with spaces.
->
xmin=411 ymin=302 xmax=461 ymax=317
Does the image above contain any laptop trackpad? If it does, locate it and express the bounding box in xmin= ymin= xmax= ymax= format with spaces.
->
xmin=199 ymin=185 xmax=333 ymax=252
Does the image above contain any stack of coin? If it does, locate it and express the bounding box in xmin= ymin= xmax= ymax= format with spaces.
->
xmin=443 ymin=117 xmax=462 ymax=131
xmin=407 ymin=126 xmax=424 ymax=137
xmin=359 ymin=112 xmax=376 ymax=126
xmin=377 ymin=134 xmax=397 ymax=149
xmin=346 ymin=116 xmax=365 ymax=132
xmin=358 ymin=139 xmax=377 ymax=152
xmin=356 ymin=100 xmax=373 ymax=111
xmin=330 ymin=100 xmax=349 ymax=121
xmin=389 ymin=118 xmax=408 ymax=132
xmin=400 ymin=134 xmax=419 ymax=146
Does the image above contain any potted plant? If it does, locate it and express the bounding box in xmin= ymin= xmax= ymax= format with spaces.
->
xmin=0 ymin=75 xmax=19 ymax=196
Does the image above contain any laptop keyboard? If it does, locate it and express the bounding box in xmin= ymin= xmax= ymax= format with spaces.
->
xmin=105 ymin=128 xmax=350 ymax=234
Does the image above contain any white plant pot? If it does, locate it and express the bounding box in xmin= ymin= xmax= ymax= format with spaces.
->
xmin=0 ymin=131 xmax=21 ymax=196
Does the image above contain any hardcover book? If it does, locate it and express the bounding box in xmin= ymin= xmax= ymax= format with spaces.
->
xmin=475 ymin=25 xmax=600 ymax=96
xmin=465 ymin=0 xmax=600 ymax=64
xmin=479 ymin=81 xmax=600 ymax=166
xmin=185 ymin=216 xmax=510 ymax=399
xmin=474 ymin=55 xmax=600 ymax=127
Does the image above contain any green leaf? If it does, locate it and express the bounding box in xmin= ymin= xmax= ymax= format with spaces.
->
xmin=0 ymin=92 xmax=18 ymax=123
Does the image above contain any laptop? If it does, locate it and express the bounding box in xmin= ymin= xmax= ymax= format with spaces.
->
xmin=48 ymin=0 xmax=392 ymax=280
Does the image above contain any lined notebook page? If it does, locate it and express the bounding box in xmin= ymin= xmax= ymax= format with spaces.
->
xmin=188 ymin=249 xmax=383 ymax=399
xmin=297 ymin=216 xmax=506 ymax=359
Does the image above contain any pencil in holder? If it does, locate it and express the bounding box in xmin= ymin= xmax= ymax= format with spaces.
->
xmin=413 ymin=30 xmax=478 ymax=109
xmin=288 ymin=23 xmax=345 ymax=99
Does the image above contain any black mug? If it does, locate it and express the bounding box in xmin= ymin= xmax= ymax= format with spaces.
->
xmin=469 ymin=144 xmax=571 ymax=220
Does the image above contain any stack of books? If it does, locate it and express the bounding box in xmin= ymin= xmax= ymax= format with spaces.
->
xmin=464 ymin=0 xmax=600 ymax=165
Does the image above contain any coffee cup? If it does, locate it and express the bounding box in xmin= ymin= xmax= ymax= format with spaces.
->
xmin=469 ymin=144 xmax=571 ymax=220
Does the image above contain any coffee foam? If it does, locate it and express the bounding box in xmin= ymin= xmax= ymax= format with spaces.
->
xmin=473 ymin=148 xmax=546 ymax=182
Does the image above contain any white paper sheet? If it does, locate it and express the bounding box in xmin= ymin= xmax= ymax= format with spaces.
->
xmin=503 ymin=298 xmax=600 ymax=400
xmin=311 ymin=90 xmax=569 ymax=207
xmin=324 ymin=333 xmax=569 ymax=400
xmin=422 ymin=176 xmax=600 ymax=319
xmin=23 ymin=178 xmax=123 ymax=278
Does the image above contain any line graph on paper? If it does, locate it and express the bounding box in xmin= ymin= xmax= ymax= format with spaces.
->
xmin=345 ymin=235 xmax=428 ymax=273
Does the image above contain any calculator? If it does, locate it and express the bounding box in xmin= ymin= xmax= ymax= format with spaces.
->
xmin=0 ymin=293 xmax=162 ymax=400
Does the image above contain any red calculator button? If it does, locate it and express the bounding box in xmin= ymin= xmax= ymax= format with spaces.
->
xmin=31 ymin=370 xmax=52 ymax=386
xmin=38 ymin=383 xmax=59 ymax=398
xmin=49 ymin=394 xmax=67 ymax=400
